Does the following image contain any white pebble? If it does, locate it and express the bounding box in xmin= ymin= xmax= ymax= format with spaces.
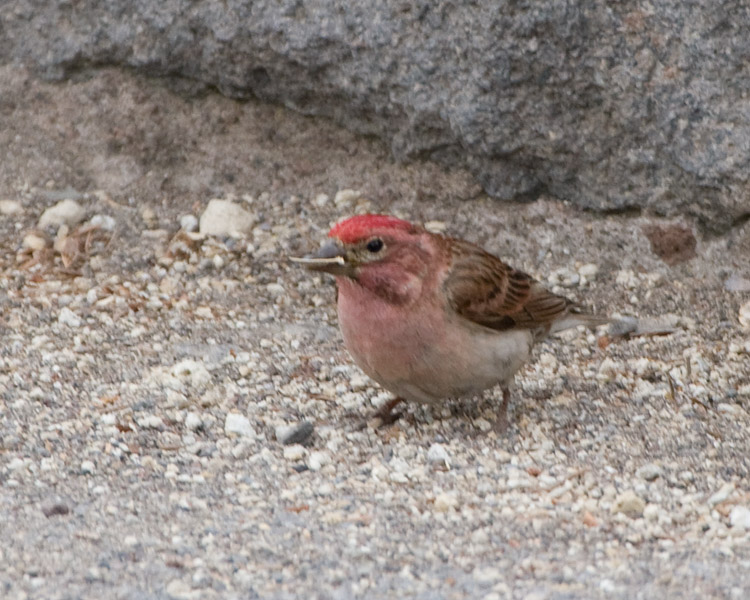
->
xmin=39 ymin=199 xmax=86 ymax=229
xmin=434 ymin=492 xmax=459 ymax=512
xmin=349 ymin=373 xmax=369 ymax=390
xmin=58 ymin=307 xmax=82 ymax=328
xmin=679 ymin=470 xmax=695 ymax=484
xmin=612 ymin=490 xmax=645 ymax=517
xmin=308 ymin=451 xmax=330 ymax=471
xmin=424 ymin=220 xmax=447 ymax=233
xmin=578 ymin=263 xmax=599 ymax=278
xmin=333 ymin=189 xmax=361 ymax=206
xmin=729 ymin=506 xmax=750 ymax=530
xmin=739 ymin=301 xmax=750 ymax=331
xmin=283 ymin=444 xmax=307 ymax=461
xmin=171 ymin=359 xmax=211 ymax=389
xmin=0 ymin=199 xmax=23 ymax=215
xmin=313 ymin=193 xmax=329 ymax=207
xmin=725 ymin=274 xmax=750 ymax=292
xmin=179 ymin=214 xmax=199 ymax=232
xmin=101 ymin=413 xmax=117 ymax=426
xmin=199 ymin=199 xmax=256 ymax=236
xmin=615 ymin=269 xmax=638 ymax=289
xmin=165 ymin=579 xmax=195 ymax=600
xmin=636 ymin=463 xmax=662 ymax=481
xmin=597 ymin=357 xmax=619 ymax=382
xmin=427 ymin=443 xmax=451 ymax=469
xmin=474 ymin=418 xmax=492 ymax=432
xmin=194 ymin=306 xmax=213 ymax=319
xmin=548 ymin=267 xmax=580 ymax=288
xmin=8 ymin=458 xmax=26 ymax=471
xmin=538 ymin=352 xmax=558 ymax=370
xmin=708 ymin=482 xmax=735 ymax=506
xmin=275 ymin=424 xmax=295 ymax=443
xmin=135 ymin=415 xmax=164 ymax=429
xmin=81 ymin=460 xmax=95 ymax=474
xmin=643 ymin=504 xmax=660 ymax=522
xmin=23 ymin=233 xmax=47 ymax=251
xmin=224 ymin=413 xmax=256 ymax=438
xmin=88 ymin=214 xmax=116 ymax=231
xmin=185 ymin=412 xmax=202 ymax=431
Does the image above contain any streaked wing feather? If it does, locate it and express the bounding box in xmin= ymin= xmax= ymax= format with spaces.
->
xmin=444 ymin=238 xmax=578 ymax=334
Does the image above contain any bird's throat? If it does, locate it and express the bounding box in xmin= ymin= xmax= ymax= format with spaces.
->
xmin=342 ymin=263 xmax=423 ymax=306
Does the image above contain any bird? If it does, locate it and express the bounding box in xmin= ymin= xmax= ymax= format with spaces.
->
xmin=291 ymin=214 xmax=610 ymax=429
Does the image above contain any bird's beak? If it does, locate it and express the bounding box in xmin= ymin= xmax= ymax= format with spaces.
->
xmin=289 ymin=239 xmax=353 ymax=276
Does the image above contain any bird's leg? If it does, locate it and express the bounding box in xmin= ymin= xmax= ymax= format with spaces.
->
xmin=369 ymin=397 xmax=404 ymax=428
xmin=493 ymin=387 xmax=511 ymax=433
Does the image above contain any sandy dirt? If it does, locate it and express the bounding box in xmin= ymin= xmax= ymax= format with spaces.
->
xmin=1 ymin=65 xmax=749 ymax=599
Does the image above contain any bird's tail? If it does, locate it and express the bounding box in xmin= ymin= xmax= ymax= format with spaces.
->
xmin=549 ymin=305 xmax=612 ymax=335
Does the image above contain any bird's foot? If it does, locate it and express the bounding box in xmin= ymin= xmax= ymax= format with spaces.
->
xmin=363 ymin=397 xmax=404 ymax=429
xmin=492 ymin=387 xmax=511 ymax=434
xmin=492 ymin=411 xmax=509 ymax=434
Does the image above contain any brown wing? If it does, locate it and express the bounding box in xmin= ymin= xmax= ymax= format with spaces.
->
xmin=443 ymin=238 xmax=575 ymax=335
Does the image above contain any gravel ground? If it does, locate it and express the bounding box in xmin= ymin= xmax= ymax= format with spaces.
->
xmin=1 ymin=66 xmax=750 ymax=600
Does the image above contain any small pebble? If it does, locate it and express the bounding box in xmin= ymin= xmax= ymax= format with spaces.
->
xmin=136 ymin=415 xmax=164 ymax=430
xmin=708 ymin=482 xmax=735 ymax=506
xmin=333 ymin=189 xmax=361 ymax=207
xmin=224 ymin=413 xmax=256 ymax=438
xmin=643 ymin=504 xmax=660 ymax=522
xmin=283 ymin=444 xmax=307 ymax=462
xmin=141 ymin=206 xmax=158 ymax=228
xmin=578 ymin=263 xmax=599 ymax=278
xmin=0 ymin=199 xmax=23 ymax=215
xmin=39 ymin=199 xmax=86 ymax=229
xmin=88 ymin=214 xmax=116 ymax=231
xmin=313 ymin=193 xmax=329 ymax=207
xmin=424 ymin=220 xmax=447 ymax=233
xmin=308 ymin=451 xmax=330 ymax=471
xmin=184 ymin=412 xmax=202 ymax=431
xmin=548 ymin=267 xmax=580 ymax=288
xmin=349 ymin=374 xmax=369 ymax=390
xmin=23 ymin=233 xmax=48 ymax=251
xmin=165 ymin=579 xmax=197 ymax=600
xmin=597 ymin=357 xmax=619 ymax=382
xmin=636 ymin=463 xmax=662 ymax=481
xmin=739 ymin=301 xmax=750 ymax=331
xmin=427 ymin=443 xmax=451 ymax=469
xmin=171 ymin=359 xmax=211 ymax=389
xmin=179 ymin=214 xmax=199 ymax=232
xmin=277 ymin=421 xmax=314 ymax=445
xmin=612 ymin=490 xmax=645 ymax=518
xmin=42 ymin=502 xmax=71 ymax=518
xmin=678 ymin=470 xmax=695 ymax=484
xmin=58 ymin=307 xmax=82 ymax=328
xmin=80 ymin=460 xmax=95 ymax=475
xmin=199 ymin=199 xmax=256 ymax=236
xmin=729 ymin=506 xmax=750 ymax=530
xmin=434 ymin=492 xmax=459 ymax=513
xmin=725 ymin=274 xmax=750 ymax=293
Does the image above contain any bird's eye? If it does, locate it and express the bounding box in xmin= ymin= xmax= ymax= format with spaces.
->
xmin=366 ymin=238 xmax=384 ymax=253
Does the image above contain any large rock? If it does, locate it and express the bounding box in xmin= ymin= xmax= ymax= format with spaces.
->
xmin=3 ymin=1 xmax=749 ymax=231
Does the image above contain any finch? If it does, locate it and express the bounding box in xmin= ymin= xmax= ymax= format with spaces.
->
xmin=292 ymin=214 xmax=609 ymax=428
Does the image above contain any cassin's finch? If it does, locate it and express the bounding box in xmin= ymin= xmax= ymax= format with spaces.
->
xmin=292 ymin=214 xmax=609 ymax=428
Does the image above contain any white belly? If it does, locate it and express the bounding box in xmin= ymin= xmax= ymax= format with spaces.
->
xmin=389 ymin=324 xmax=533 ymax=403
xmin=338 ymin=286 xmax=534 ymax=404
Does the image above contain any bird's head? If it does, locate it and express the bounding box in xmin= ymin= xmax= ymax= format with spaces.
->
xmin=291 ymin=214 xmax=436 ymax=303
